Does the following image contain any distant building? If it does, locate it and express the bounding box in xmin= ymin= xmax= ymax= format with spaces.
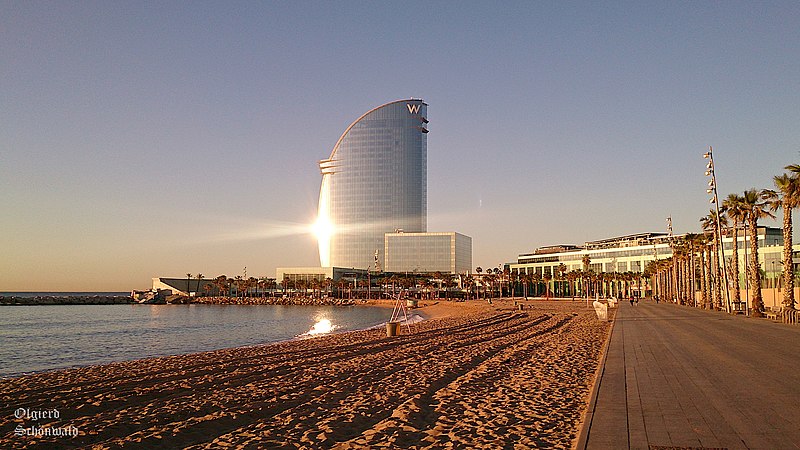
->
xmin=510 ymin=232 xmax=673 ymax=276
xmin=152 ymin=277 xmax=216 ymax=297
xmin=506 ymin=227 xmax=799 ymax=307
xmin=385 ymin=232 xmax=472 ymax=274
xmin=275 ymin=267 xmax=368 ymax=284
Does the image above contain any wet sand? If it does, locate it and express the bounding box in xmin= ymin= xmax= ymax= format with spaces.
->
xmin=1 ymin=299 xmax=610 ymax=449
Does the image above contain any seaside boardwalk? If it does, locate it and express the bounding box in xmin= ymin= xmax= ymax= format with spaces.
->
xmin=581 ymin=300 xmax=800 ymax=449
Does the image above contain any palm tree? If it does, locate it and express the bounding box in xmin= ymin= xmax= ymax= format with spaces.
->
xmin=323 ymin=277 xmax=334 ymax=298
xmin=773 ymin=167 xmax=800 ymax=310
xmin=695 ymin=234 xmax=710 ymax=308
xmin=195 ymin=273 xmax=204 ymax=297
xmin=723 ymin=193 xmax=746 ymax=306
xmin=683 ymin=234 xmax=702 ymax=307
xmin=740 ymin=188 xmax=776 ymax=317
xmin=543 ymin=271 xmax=553 ymax=299
xmin=475 ymin=267 xmax=484 ymax=298
xmin=184 ymin=273 xmax=193 ymax=296
xmin=581 ymin=254 xmax=591 ymax=298
xmin=214 ymin=275 xmax=229 ymax=297
xmin=701 ymin=211 xmax=727 ymax=310
xmin=519 ymin=272 xmax=530 ymax=299
xmin=566 ymin=270 xmax=579 ymax=298
xmin=501 ymin=268 xmax=511 ymax=298
xmin=671 ymin=242 xmax=684 ymax=304
xmin=557 ymin=263 xmax=567 ymax=297
xmin=234 ymin=275 xmax=244 ymax=298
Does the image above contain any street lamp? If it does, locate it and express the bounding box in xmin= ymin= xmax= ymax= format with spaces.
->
xmin=704 ymin=147 xmax=731 ymax=312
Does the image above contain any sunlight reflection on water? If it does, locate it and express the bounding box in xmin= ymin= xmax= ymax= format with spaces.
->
xmin=305 ymin=317 xmax=336 ymax=335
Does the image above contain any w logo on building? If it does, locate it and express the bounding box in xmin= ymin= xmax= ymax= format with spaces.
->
xmin=406 ymin=103 xmax=421 ymax=114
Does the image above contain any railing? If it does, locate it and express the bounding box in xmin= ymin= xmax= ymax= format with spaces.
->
xmin=781 ymin=309 xmax=799 ymax=325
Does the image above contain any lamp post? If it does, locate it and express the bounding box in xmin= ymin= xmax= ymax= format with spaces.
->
xmin=704 ymin=147 xmax=731 ymax=312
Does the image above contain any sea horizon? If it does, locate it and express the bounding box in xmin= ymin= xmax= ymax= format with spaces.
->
xmin=1 ymin=291 xmax=131 ymax=298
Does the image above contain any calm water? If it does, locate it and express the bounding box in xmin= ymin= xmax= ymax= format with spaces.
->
xmin=0 ymin=304 xmax=395 ymax=378
xmin=1 ymin=292 xmax=129 ymax=298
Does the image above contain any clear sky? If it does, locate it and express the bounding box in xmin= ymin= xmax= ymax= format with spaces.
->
xmin=2 ymin=1 xmax=799 ymax=291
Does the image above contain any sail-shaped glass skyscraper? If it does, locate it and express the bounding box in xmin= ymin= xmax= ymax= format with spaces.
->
xmin=317 ymin=99 xmax=428 ymax=269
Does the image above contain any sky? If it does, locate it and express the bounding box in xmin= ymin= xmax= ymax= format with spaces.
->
xmin=2 ymin=1 xmax=799 ymax=291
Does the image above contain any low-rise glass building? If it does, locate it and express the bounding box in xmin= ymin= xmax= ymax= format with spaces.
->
xmin=506 ymin=227 xmax=799 ymax=306
xmin=384 ymin=232 xmax=472 ymax=274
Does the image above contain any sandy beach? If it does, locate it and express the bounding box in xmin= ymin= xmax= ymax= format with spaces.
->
xmin=1 ymin=299 xmax=611 ymax=449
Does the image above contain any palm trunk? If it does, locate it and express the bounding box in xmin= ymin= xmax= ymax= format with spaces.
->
xmin=699 ymin=248 xmax=706 ymax=308
xmin=749 ymin=219 xmax=764 ymax=317
xmin=707 ymin=245 xmax=714 ymax=309
xmin=712 ymin=238 xmax=722 ymax=310
xmin=782 ymin=201 xmax=795 ymax=310
xmin=730 ymin=222 xmax=741 ymax=304
xmin=688 ymin=251 xmax=695 ymax=307
xmin=684 ymin=256 xmax=690 ymax=305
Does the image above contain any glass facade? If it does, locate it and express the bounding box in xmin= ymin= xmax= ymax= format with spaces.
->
xmin=318 ymin=100 xmax=428 ymax=269
xmin=384 ymin=232 xmax=472 ymax=274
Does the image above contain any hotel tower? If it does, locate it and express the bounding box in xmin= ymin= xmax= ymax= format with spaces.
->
xmin=316 ymin=99 xmax=429 ymax=270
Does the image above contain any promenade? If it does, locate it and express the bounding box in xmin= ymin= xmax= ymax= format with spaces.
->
xmin=581 ymin=299 xmax=800 ymax=449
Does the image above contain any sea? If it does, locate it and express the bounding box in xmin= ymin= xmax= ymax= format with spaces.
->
xmin=0 ymin=293 xmax=404 ymax=378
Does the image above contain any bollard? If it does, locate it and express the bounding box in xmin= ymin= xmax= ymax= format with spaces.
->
xmin=386 ymin=321 xmax=400 ymax=337
xmin=592 ymin=301 xmax=608 ymax=322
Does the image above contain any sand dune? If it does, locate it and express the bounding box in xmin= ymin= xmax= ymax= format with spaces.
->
xmin=1 ymin=300 xmax=610 ymax=449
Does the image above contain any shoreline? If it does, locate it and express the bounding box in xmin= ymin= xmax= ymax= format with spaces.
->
xmin=0 ymin=300 xmax=435 ymax=380
xmin=0 ymin=299 xmax=611 ymax=448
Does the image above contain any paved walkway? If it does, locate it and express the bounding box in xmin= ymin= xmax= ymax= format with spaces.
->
xmin=581 ymin=300 xmax=800 ymax=450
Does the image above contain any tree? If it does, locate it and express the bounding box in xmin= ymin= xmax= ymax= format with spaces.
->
xmin=695 ymin=234 xmax=710 ymax=309
xmin=581 ymin=254 xmax=591 ymax=298
xmin=186 ymin=273 xmax=192 ymax=296
xmin=214 ymin=275 xmax=229 ymax=297
xmin=741 ymin=188 xmax=776 ymax=317
xmin=683 ymin=234 xmax=703 ymax=307
xmin=722 ymin=194 xmax=746 ymax=306
xmin=566 ymin=270 xmax=580 ymax=298
xmin=475 ymin=267 xmax=484 ymax=298
xmin=519 ymin=272 xmax=530 ymax=299
xmin=557 ymin=263 xmax=567 ymax=297
xmin=773 ymin=167 xmax=800 ymax=310
xmin=543 ymin=271 xmax=552 ymax=299
xmin=195 ymin=273 xmax=204 ymax=297
xmin=234 ymin=275 xmax=244 ymax=298
xmin=323 ymin=277 xmax=334 ymax=298
xmin=701 ymin=211 xmax=727 ymax=310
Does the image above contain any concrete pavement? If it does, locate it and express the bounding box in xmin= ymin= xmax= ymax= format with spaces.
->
xmin=580 ymin=299 xmax=800 ymax=449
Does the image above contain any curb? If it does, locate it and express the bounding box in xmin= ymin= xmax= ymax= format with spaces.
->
xmin=574 ymin=306 xmax=617 ymax=450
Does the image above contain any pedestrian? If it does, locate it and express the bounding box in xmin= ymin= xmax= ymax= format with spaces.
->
xmin=629 ymin=296 xmax=634 ymax=306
